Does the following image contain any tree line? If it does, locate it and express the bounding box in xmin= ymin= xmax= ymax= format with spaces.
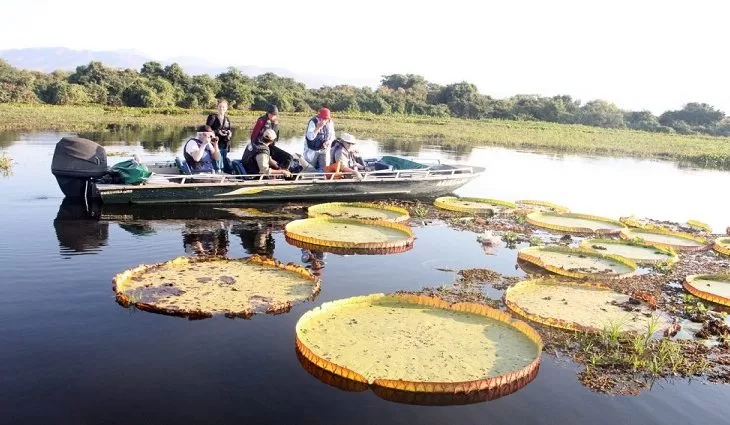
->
xmin=1 ymin=59 xmax=729 ymax=137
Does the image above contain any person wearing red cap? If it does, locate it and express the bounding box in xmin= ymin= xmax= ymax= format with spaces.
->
xmin=303 ymin=107 xmax=335 ymax=171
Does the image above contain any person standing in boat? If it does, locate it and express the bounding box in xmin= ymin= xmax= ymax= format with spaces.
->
xmin=250 ymin=105 xmax=293 ymax=171
xmin=206 ymin=100 xmax=232 ymax=173
xmin=303 ymin=107 xmax=335 ymax=171
xmin=325 ymin=133 xmax=364 ymax=179
xmin=184 ymin=125 xmax=221 ymax=173
xmin=242 ymin=129 xmax=292 ymax=178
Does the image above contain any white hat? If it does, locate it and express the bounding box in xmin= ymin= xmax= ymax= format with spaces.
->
xmin=262 ymin=129 xmax=277 ymax=142
xmin=340 ymin=133 xmax=356 ymax=144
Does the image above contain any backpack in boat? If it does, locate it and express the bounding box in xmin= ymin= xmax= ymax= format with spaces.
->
xmin=110 ymin=159 xmax=152 ymax=185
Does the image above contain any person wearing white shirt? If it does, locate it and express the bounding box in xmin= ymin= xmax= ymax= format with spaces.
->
xmin=303 ymin=107 xmax=335 ymax=171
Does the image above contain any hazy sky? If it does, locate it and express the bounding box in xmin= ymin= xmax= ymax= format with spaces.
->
xmin=2 ymin=0 xmax=727 ymax=114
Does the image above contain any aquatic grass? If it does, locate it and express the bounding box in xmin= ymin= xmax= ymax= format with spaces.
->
xmin=2 ymin=104 xmax=730 ymax=169
xmin=0 ymin=152 xmax=13 ymax=176
xmin=411 ymin=202 xmax=429 ymax=218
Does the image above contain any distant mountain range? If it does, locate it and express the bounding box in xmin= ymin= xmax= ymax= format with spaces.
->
xmin=0 ymin=47 xmax=379 ymax=89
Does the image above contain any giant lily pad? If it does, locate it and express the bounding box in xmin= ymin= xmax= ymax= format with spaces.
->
xmin=517 ymin=246 xmax=636 ymax=279
xmin=580 ymin=239 xmax=678 ymax=265
xmin=434 ymin=197 xmax=516 ymax=214
xmin=307 ymin=202 xmax=409 ymax=222
xmin=505 ymin=278 xmax=666 ymax=333
xmin=713 ymin=237 xmax=730 ymax=257
xmin=112 ymin=255 xmax=320 ymax=319
xmin=526 ymin=212 xmax=626 ymax=235
xmin=295 ymin=293 xmax=542 ymax=405
xmin=515 ymin=200 xmax=569 ymax=213
xmin=284 ymin=217 xmax=414 ymax=254
xmin=684 ymin=274 xmax=730 ymax=307
xmin=620 ymin=228 xmax=707 ymax=252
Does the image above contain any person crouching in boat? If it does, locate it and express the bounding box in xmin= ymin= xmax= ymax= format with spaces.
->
xmin=242 ymin=129 xmax=292 ymax=178
xmin=250 ymin=104 xmax=293 ymax=171
xmin=184 ymin=125 xmax=221 ymax=173
xmin=325 ymin=133 xmax=364 ymax=180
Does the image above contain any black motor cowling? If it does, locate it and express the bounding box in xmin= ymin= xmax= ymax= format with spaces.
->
xmin=51 ymin=137 xmax=107 ymax=199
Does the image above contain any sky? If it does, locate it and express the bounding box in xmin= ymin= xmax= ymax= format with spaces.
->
xmin=1 ymin=0 xmax=728 ymax=114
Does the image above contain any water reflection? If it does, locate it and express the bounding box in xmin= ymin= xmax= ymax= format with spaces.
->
xmin=232 ymin=223 xmax=276 ymax=257
xmin=54 ymin=199 xmax=108 ymax=256
xmin=182 ymin=222 xmax=229 ymax=257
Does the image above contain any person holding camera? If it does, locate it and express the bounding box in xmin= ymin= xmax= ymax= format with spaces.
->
xmin=184 ymin=125 xmax=221 ymax=173
xmin=303 ymin=107 xmax=335 ymax=171
xmin=206 ymin=99 xmax=232 ymax=173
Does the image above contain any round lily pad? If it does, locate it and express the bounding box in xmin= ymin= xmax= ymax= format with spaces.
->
xmin=112 ymin=255 xmax=320 ymax=319
xmin=295 ymin=293 xmax=542 ymax=405
xmin=307 ymin=202 xmax=410 ymax=222
xmin=434 ymin=197 xmax=516 ymax=214
xmin=505 ymin=278 xmax=666 ymax=333
xmin=580 ymin=239 xmax=678 ymax=265
xmin=517 ymin=246 xmax=637 ymax=279
xmin=526 ymin=212 xmax=626 ymax=235
xmin=620 ymin=228 xmax=708 ymax=252
xmin=713 ymin=237 xmax=730 ymax=257
xmin=515 ymin=200 xmax=569 ymax=213
xmin=284 ymin=217 xmax=415 ymax=254
xmin=684 ymin=274 xmax=730 ymax=307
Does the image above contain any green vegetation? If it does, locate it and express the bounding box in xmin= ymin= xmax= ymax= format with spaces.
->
xmin=0 ymin=152 xmax=12 ymax=175
xmin=2 ymin=58 xmax=730 ymax=137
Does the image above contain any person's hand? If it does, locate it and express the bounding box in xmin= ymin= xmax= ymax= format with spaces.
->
xmin=282 ymin=169 xmax=292 ymax=178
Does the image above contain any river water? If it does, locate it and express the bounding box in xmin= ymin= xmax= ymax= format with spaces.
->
xmin=0 ymin=131 xmax=729 ymax=424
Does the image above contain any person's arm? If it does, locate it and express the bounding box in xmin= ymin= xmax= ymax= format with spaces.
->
xmin=186 ymin=140 xmax=208 ymax=162
xmin=256 ymin=153 xmax=291 ymax=177
xmin=209 ymin=140 xmax=220 ymax=161
xmin=206 ymin=114 xmax=215 ymax=128
xmin=250 ymin=118 xmax=264 ymax=143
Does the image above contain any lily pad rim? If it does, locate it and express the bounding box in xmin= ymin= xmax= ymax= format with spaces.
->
xmin=284 ymin=217 xmax=415 ymax=250
xmin=517 ymin=245 xmax=637 ymax=279
xmin=307 ymin=202 xmax=411 ymax=223
xmin=525 ymin=211 xmax=627 ymax=234
xmin=579 ymin=238 xmax=679 ymax=265
xmin=684 ymin=273 xmax=730 ymax=307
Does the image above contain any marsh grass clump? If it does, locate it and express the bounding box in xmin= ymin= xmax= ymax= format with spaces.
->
xmin=0 ymin=152 xmax=13 ymax=175
xmin=572 ymin=318 xmax=710 ymax=393
xmin=411 ymin=202 xmax=429 ymax=218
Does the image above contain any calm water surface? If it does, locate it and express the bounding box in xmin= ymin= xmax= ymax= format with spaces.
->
xmin=1 ymin=131 xmax=729 ymax=425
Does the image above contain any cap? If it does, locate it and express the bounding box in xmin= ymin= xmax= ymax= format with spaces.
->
xmin=262 ymin=128 xmax=277 ymax=142
xmin=267 ymin=105 xmax=279 ymax=115
xmin=318 ymin=107 xmax=331 ymax=120
xmin=340 ymin=133 xmax=356 ymax=144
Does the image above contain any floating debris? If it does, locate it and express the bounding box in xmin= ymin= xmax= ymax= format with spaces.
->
xmin=112 ymin=255 xmax=320 ymax=319
xmin=307 ymin=202 xmax=410 ymax=222
xmin=295 ymin=293 xmax=542 ymax=405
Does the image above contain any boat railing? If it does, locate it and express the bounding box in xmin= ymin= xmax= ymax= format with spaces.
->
xmin=144 ymin=165 xmax=476 ymax=185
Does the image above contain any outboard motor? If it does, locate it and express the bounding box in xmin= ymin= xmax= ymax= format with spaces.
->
xmin=51 ymin=136 xmax=108 ymax=200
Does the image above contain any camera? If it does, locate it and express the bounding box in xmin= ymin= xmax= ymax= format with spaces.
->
xmin=210 ymin=136 xmax=219 ymax=143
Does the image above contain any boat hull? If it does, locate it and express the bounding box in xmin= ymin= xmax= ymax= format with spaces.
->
xmin=97 ymin=172 xmax=481 ymax=204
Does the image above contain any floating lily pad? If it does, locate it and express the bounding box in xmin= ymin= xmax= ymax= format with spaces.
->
xmin=307 ymin=202 xmax=410 ymax=222
xmin=580 ymin=239 xmax=678 ymax=265
xmin=687 ymin=219 xmax=712 ymax=233
xmin=504 ymin=278 xmax=666 ymax=333
xmin=517 ymin=246 xmax=636 ymax=279
xmin=684 ymin=274 xmax=730 ymax=307
xmin=434 ymin=197 xmax=517 ymax=214
xmin=284 ymin=217 xmax=414 ymax=254
xmin=526 ymin=212 xmax=626 ymax=235
xmin=295 ymin=293 xmax=542 ymax=405
xmin=112 ymin=255 xmax=320 ymax=319
xmin=620 ymin=228 xmax=707 ymax=252
xmin=515 ymin=200 xmax=570 ymax=213
xmin=713 ymin=237 xmax=730 ymax=257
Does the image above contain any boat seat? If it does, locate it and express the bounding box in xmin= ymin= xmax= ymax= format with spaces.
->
xmin=175 ymin=157 xmax=193 ymax=175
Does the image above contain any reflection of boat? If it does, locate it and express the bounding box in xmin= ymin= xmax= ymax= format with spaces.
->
xmin=54 ymin=199 xmax=108 ymax=254
xmin=51 ymin=137 xmax=484 ymax=205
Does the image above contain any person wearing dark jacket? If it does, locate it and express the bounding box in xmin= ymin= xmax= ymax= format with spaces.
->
xmin=250 ymin=105 xmax=293 ymax=171
xmin=206 ymin=99 xmax=232 ymax=173
xmin=241 ymin=129 xmax=292 ymax=178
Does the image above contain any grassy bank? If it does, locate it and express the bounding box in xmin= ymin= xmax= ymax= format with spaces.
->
xmin=2 ymin=104 xmax=730 ymax=168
